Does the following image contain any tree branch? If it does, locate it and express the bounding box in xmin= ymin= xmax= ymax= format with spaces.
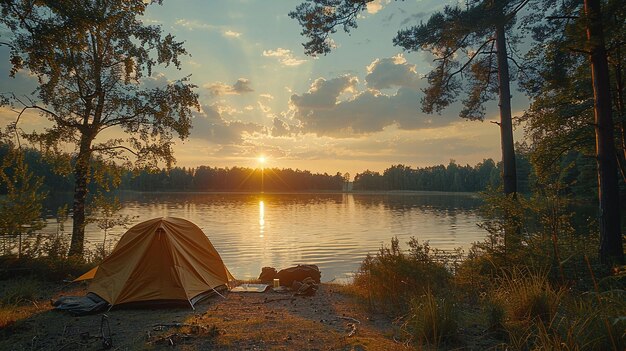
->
xmin=444 ymin=38 xmax=496 ymax=88
xmin=546 ymin=15 xmax=579 ymax=20
xmin=90 ymin=145 xmax=138 ymax=156
xmin=507 ymin=55 xmax=530 ymax=80
xmin=434 ymin=33 xmax=471 ymax=62
xmin=11 ymin=95 xmax=77 ymax=129
xmin=507 ymin=0 xmax=532 ymax=21
xmin=567 ymin=47 xmax=592 ymax=55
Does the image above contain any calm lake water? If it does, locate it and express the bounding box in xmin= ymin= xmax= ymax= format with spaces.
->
xmin=46 ymin=192 xmax=486 ymax=282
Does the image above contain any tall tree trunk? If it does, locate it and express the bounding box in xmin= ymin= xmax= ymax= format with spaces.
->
xmin=584 ymin=0 xmax=624 ymax=264
xmin=613 ymin=49 xmax=626 ymax=181
xmin=67 ymin=135 xmax=92 ymax=258
xmin=495 ymin=23 xmax=517 ymax=196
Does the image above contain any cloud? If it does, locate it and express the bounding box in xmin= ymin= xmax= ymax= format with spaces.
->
xmin=366 ymin=0 xmax=390 ymax=14
xmin=174 ymin=19 xmax=216 ymax=31
xmin=204 ymin=78 xmax=253 ymax=96
xmin=257 ymin=101 xmax=272 ymax=114
xmin=223 ymin=30 xmax=242 ymax=38
xmin=190 ymin=104 xmax=264 ymax=145
xmin=271 ymin=117 xmax=293 ymax=137
xmin=259 ymin=93 xmax=274 ymax=100
xmin=289 ymin=68 xmax=454 ymax=137
xmin=262 ymin=48 xmax=307 ymax=67
xmin=140 ymin=72 xmax=170 ymax=90
xmin=290 ymin=76 xmax=358 ymax=110
xmin=365 ymin=54 xmax=422 ymax=90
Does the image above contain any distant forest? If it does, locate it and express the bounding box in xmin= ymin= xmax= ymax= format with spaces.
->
xmin=0 ymin=144 xmax=598 ymax=196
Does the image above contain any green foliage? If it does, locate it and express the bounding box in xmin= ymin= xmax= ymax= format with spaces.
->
xmin=1 ymin=0 xmax=200 ymax=257
xmin=0 ymin=255 xmax=93 ymax=282
xmin=461 ymin=184 xmax=608 ymax=291
xmin=43 ymin=205 xmax=69 ymax=260
xmin=521 ymin=0 xmax=625 ymax=265
xmin=352 ymin=237 xmax=452 ymax=313
xmin=88 ymin=193 xmax=134 ymax=259
xmin=288 ymin=0 xmax=371 ymax=56
xmin=0 ymin=149 xmax=47 ymax=258
xmin=354 ymin=159 xmax=502 ymax=192
xmin=0 ymin=277 xmax=40 ymax=306
xmin=1 ymin=0 xmax=199 ymax=167
xmin=475 ymin=188 xmax=528 ymax=267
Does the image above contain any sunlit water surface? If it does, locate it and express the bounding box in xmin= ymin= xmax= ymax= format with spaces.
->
xmin=46 ymin=192 xmax=486 ymax=282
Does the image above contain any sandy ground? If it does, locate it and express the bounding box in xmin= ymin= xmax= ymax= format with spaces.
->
xmin=0 ymin=283 xmax=408 ymax=351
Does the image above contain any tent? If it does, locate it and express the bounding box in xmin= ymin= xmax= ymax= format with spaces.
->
xmin=75 ymin=217 xmax=234 ymax=309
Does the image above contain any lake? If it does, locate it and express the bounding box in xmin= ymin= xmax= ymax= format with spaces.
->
xmin=45 ymin=192 xmax=487 ymax=282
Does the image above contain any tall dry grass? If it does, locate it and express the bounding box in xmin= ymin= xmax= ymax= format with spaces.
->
xmin=403 ymin=290 xmax=458 ymax=348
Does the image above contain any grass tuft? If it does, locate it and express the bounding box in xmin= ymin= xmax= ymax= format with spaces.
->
xmin=494 ymin=268 xmax=565 ymax=324
xmin=404 ymin=290 xmax=458 ymax=348
xmin=0 ymin=277 xmax=40 ymax=306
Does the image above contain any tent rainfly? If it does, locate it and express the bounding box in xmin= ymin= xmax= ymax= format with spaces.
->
xmin=75 ymin=217 xmax=234 ymax=309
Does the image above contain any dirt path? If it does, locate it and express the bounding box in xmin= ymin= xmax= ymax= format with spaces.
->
xmin=1 ymin=284 xmax=408 ymax=350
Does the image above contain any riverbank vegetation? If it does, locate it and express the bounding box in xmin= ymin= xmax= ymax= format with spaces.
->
xmin=346 ymin=191 xmax=625 ymax=349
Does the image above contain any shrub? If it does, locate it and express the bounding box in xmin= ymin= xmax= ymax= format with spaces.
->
xmin=0 ymin=255 xmax=93 ymax=281
xmin=0 ymin=277 xmax=40 ymax=306
xmin=352 ymin=237 xmax=452 ymax=313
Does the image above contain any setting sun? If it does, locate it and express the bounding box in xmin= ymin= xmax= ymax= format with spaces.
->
xmin=258 ymin=156 xmax=266 ymax=164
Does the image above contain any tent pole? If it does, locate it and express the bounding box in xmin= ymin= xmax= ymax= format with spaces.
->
xmin=212 ymin=288 xmax=226 ymax=299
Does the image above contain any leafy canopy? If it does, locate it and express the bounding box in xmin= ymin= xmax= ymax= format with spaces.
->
xmin=0 ymin=0 xmax=200 ymax=169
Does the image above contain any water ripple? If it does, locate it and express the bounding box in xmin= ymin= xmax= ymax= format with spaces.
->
xmin=45 ymin=192 xmax=486 ymax=281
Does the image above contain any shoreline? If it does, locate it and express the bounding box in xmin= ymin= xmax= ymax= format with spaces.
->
xmin=112 ymin=189 xmax=481 ymax=197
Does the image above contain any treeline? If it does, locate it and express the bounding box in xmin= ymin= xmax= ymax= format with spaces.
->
xmin=0 ymin=144 xmax=347 ymax=192
xmin=354 ymin=155 xmax=537 ymax=193
xmin=120 ymin=166 xmax=346 ymax=192
xmin=353 ymin=153 xmax=601 ymax=197
xmin=354 ymin=159 xmax=504 ymax=192
xmin=1 ymin=143 xmax=602 ymax=195
xmin=0 ymin=145 xmax=75 ymax=194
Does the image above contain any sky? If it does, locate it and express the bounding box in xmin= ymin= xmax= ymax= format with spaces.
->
xmin=0 ymin=0 xmax=530 ymax=178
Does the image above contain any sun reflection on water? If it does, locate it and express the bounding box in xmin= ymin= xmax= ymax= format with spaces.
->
xmin=259 ymin=200 xmax=265 ymax=238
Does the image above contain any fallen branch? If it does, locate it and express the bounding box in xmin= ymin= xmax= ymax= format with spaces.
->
xmin=152 ymin=323 xmax=193 ymax=329
xmin=339 ymin=316 xmax=361 ymax=324
xmin=147 ymin=333 xmax=194 ymax=346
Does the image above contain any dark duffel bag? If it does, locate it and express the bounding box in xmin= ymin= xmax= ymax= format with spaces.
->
xmin=276 ymin=264 xmax=321 ymax=286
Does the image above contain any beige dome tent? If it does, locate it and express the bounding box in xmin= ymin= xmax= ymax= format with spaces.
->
xmin=74 ymin=217 xmax=234 ymax=308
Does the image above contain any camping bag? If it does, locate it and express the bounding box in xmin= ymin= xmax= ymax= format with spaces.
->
xmin=258 ymin=266 xmax=278 ymax=282
xmin=276 ymin=264 xmax=321 ymax=286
